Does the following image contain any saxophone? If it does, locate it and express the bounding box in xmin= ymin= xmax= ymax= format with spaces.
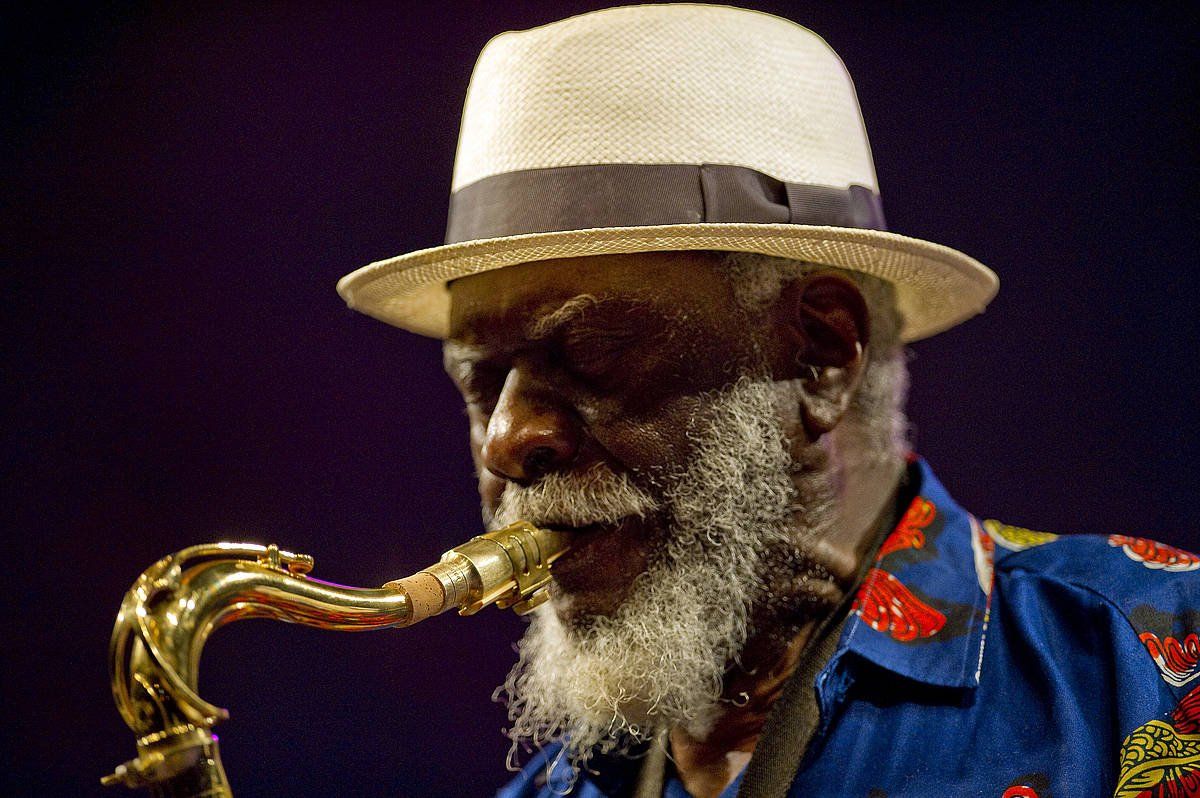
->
xmin=103 ymin=521 xmax=568 ymax=797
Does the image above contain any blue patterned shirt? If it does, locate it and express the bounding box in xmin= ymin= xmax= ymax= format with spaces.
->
xmin=497 ymin=459 xmax=1200 ymax=798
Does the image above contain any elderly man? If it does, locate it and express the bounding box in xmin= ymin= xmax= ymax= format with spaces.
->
xmin=337 ymin=6 xmax=1199 ymax=797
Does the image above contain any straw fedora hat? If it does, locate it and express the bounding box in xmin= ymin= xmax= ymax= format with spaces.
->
xmin=336 ymin=4 xmax=997 ymax=342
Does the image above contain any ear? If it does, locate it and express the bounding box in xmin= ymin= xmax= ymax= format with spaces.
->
xmin=772 ymin=273 xmax=870 ymax=439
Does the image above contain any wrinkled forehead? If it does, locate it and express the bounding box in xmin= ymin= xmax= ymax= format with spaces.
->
xmin=446 ymin=252 xmax=738 ymax=343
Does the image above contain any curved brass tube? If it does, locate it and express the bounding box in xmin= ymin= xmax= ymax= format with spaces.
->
xmin=103 ymin=523 xmax=568 ymax=796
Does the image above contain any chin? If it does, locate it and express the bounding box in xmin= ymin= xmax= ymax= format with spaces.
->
xmin=546 ymin=582 xmax=623 ymax=630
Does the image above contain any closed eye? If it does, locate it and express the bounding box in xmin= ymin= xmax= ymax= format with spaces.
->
xmin=444 ymin=345 xmax=508 ymax=412
xmin=557 ymin=324 xmax=637 ymax=380
xmin=458 ymin=363 xmax=507 ymax=410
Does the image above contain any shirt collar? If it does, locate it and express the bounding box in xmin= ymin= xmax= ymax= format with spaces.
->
xmin=833 ymin=457 xmax=994 ymax=690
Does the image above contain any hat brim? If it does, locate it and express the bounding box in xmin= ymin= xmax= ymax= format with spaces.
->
xmin=336 ymin=223 xmax=997 ymax=342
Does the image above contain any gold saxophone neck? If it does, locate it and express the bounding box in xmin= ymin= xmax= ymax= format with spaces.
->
xmin=103 ymin=522 xmax=568 ymax=795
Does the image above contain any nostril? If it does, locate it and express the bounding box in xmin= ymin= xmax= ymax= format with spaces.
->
xmin=524 ymin=445 xmax=560 ymax=479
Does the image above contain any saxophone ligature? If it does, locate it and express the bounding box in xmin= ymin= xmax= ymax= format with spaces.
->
xmin=103 ymin=521 xmax=568 ymax=797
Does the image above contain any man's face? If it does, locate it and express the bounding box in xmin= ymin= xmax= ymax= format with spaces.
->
xmin=445 ymin=252 xmax=775 ymax=622
xmin=444 ymin=253 xmax=841 ymax=761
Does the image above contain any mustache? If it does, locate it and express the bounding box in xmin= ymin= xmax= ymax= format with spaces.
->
xmin=491 ymin=467 xmax=661 ymax=529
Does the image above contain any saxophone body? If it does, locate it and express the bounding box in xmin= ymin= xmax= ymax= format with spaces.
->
xmin=104 ymin=523 xmax=568 ymax=796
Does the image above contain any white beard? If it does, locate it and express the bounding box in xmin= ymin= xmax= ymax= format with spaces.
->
xmin=489 ymin=376 xmax=840 ymax=774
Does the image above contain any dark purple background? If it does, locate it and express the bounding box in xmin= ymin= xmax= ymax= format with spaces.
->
xmin=5 ymin=2 xmax=1198 ymax=796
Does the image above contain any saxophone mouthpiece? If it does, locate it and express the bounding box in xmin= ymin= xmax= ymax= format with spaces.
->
xmin=387 ymin=521 xmax=571 ymax=622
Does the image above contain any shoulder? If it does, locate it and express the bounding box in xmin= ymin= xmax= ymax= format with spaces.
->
xmin=984 ymin=520 xmax=1200 ymax=683
xmin=987 ymin=519 xmax=1200 ymax=583
xmin=986 ymin=520 xmax=1200 ymax=604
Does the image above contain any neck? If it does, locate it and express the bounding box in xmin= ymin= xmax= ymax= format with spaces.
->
xmin=668 ymin=619 xmax=817 ymax=798
xmin=823 ymin=443 xmax=907 ymax=579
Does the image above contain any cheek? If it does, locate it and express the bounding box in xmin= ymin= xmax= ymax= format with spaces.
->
xmin=585 ymin=394 xmax=707 ymax=479
xmin=478 ymin=472 xmax=506 ymax=520
xmin=767 ymin=379 xmax=810 ymax=452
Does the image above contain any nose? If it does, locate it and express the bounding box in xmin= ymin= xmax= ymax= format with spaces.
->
xmin=481 ymin=364 xmax=580 ymax=483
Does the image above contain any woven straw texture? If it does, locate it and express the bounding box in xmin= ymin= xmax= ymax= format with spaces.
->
xmin=338 ymin=223 xmax=997 ymax=342
xmin=452 ymin=5 xmax=876 ymax=191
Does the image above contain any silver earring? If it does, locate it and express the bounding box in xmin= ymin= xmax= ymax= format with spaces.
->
xmin=794 ymin=352 xmax=820 ymax=382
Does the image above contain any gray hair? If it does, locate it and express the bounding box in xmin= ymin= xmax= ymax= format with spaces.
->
xmin=715 ymin=251 xmax=912 ymax=464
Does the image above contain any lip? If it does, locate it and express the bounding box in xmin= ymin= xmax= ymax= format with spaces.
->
xmin=545 ymin=522 xmax=611 ymax=576
xmin=540 ymin=516 xmax=652 ymax=606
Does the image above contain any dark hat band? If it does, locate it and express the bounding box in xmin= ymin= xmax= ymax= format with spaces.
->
xmin=445 ymin=162 xmax=886 ymax=245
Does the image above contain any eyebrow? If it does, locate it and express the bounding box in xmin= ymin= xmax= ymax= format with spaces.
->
xmin=445 ymin=294 xmax=659 ymax=365
xmin=442 ymin=340 xmax=481 ymax=370
xmin=525 ymin=294 xmax=605 ymax=340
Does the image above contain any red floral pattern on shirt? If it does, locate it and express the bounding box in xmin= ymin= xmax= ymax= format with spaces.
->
xmin=853 ymin=568 xmax=946 ymax=642
xmin=879 ymin=498 xmax=936 ymax=558
xmin=1109 ymin=535 xmax=1200 ymax=572
xmin=1001 ymin=787 xmax=1039 ymax=798
xmin=1140 ymin=631 xmax=1200 ymax=687
xmin=1174 ymin=686 xmax=1200 ymax=735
